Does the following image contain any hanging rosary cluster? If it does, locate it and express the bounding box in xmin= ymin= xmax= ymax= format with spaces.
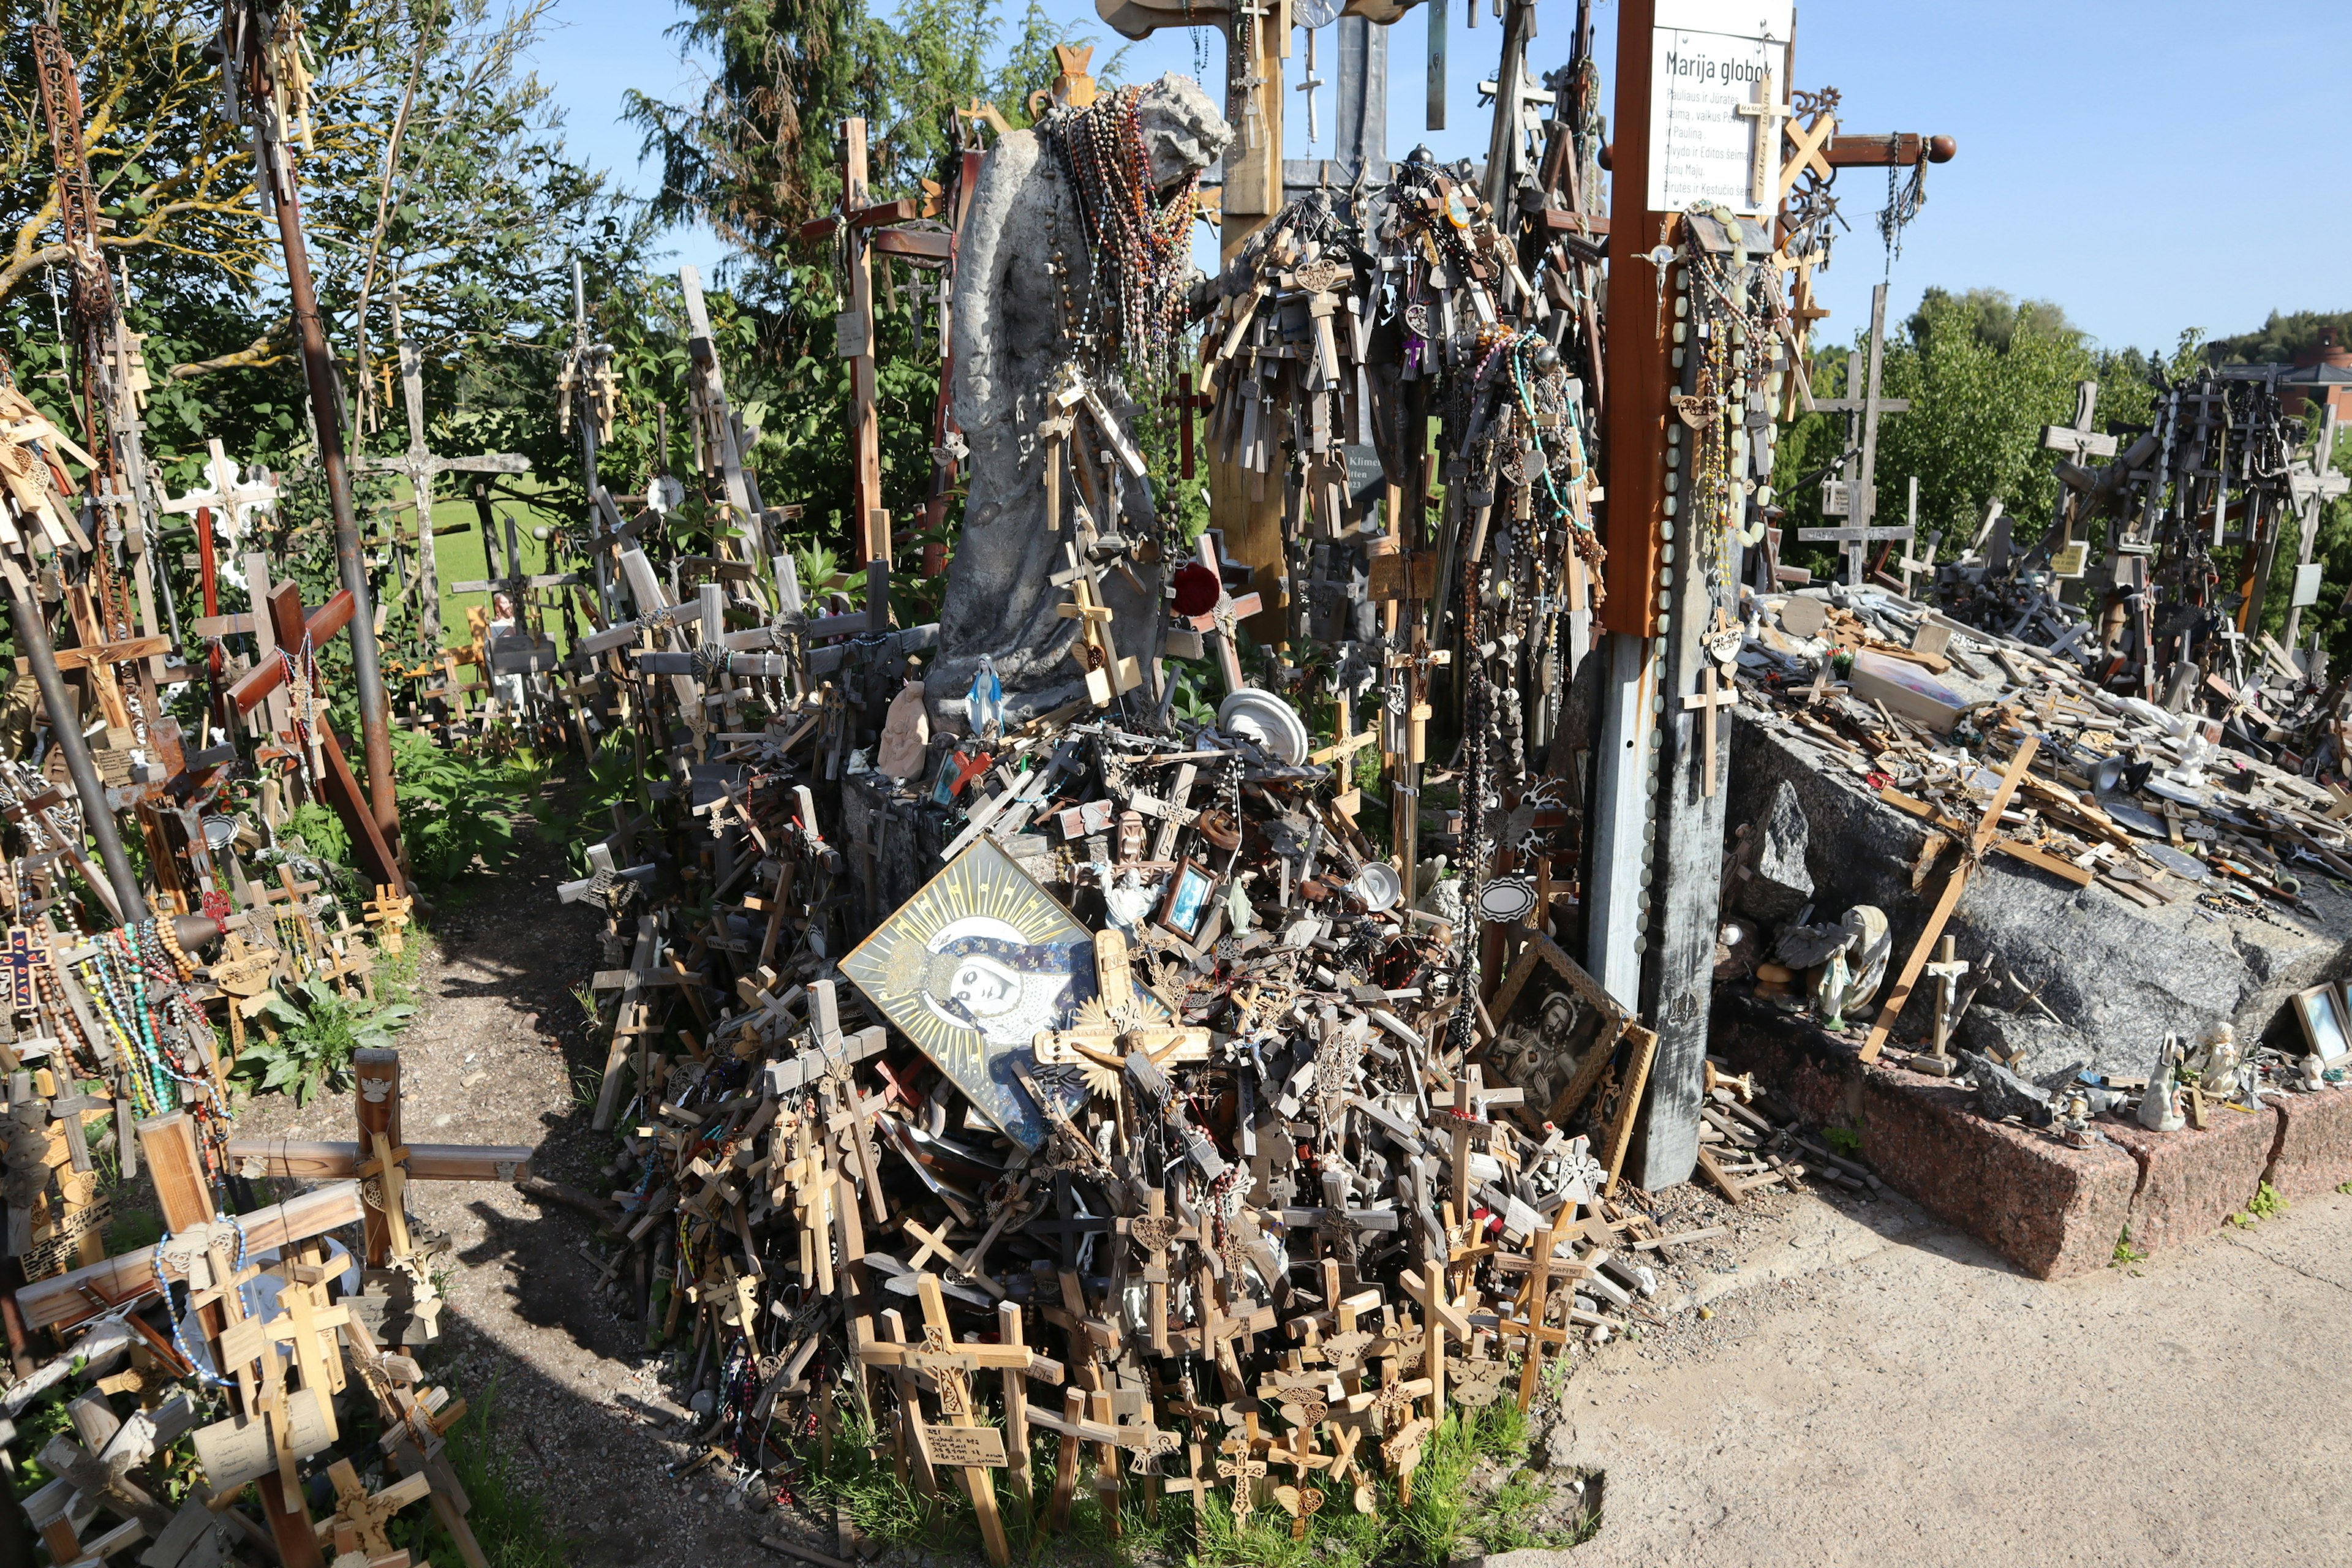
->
xmin=1042 ymin=83 xmax=1202 ymax=375
xmin=1667 ymin=204 xmax=1784 ymax=608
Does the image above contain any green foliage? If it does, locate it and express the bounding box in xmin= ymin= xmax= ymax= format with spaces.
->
xmin=285 ymin=802 xmax=353 ymax=872
xmin=239 ymin=979 xmax=415 ymax=1107
xmin=394 ymin=1378 xmax=568 ymax=1568
xmin=1823 ymin=1124 xmax=1863 ymax=1158
xmin=391 ymin=731 xmax=543 ymax=888
xmin=2205 ymin=309 xmax=2352 ymax=369
xmin=820 ymin=1403 xmax=1579 ymax=1568
xmin=2248 ymin=1180 xmax=2288 ymax=1220
xmin=2111 ymin=1226 xmax=2147 ymax=1267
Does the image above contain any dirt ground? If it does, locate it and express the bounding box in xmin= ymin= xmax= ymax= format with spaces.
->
xmin=226 ymin=837 xmax=2352 ymax=1567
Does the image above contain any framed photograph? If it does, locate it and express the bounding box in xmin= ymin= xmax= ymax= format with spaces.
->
xmin=2293 ymin=983 xmax=2351 ymax=1064
xmin=1156 ymin=858 xmax=1218 ymax=943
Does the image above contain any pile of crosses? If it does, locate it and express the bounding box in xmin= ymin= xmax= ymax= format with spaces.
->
xmin=4 ymin=1058 xmax=533 ymax=1568
xmin=1718 ymin=309 xmax=2352 ymax=1125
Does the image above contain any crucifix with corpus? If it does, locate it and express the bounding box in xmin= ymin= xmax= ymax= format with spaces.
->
xmin=350 ymin=298 xmax=530 ymax=648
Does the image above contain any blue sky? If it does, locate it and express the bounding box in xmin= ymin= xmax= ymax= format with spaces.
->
xmin=529 ymin=0 xmax=2349 ymax=356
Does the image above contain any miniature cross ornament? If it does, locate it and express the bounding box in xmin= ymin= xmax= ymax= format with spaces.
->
xmin=1681 ymin=665 xmax=1741 ymax=797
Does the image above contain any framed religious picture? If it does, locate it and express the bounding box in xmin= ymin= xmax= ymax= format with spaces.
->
xmin=843 ymin=837 xmax=1115 ymax=1150
xmin=2293 ymin=982 xmax=2351 ymax=1065
xmin=1156 ymin=858 xmax=1218 ymax=943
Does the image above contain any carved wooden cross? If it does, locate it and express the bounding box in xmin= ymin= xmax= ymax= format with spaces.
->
xmin=1732 ymin=69 xmax=1790 ymax=208
xmin=324 ymin=1457 xmax=431 ymax=1558
xmin=1217 ymin=1430 xmax=1269 ymax=1529
xmin=1031 ymin=927 xmax=1211 ymax=1069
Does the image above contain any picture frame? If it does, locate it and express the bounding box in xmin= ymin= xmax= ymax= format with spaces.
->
xmin=1156 ymin=858 xmax=1218 ymax=943
xmin=2293 ymin=982 xmax=2351 ymax=1064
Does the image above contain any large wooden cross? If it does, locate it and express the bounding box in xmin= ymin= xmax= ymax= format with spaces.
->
xmin=225 ymin=1048 xmax=532 ymax=1269
xmin=1860 ymin=735 xmax=2040 ymax=1063
xmin=2280 ymin=406 xmax=2347 ymax=649
xmin=19 ymin=1114 xmax=369 ymax=1567
xmin=351 ymin=309 xmax=529 ymax=646
xmin=1801 ymin=283 xmax=1913 ymax=585
xmin=225 ymin=580 xmax=405 ymax=889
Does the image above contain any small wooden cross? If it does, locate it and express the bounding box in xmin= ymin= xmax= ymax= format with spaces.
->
xmin=324 ymin=1457 xmax=432 ymax=1558
xmin=362 ymin=884 xmax=413 ymax=956
xmin=1217 ymin=1431 xmax=1269 ymax=1529
xmin=1681 ymin=665 xmax=1740 ymax=797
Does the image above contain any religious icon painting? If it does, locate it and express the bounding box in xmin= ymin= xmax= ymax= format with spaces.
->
xmin=843 ymin=837 xmax=1106 ymax=1150
xmin=1156 ymin=858 xmax=1218 ymax=943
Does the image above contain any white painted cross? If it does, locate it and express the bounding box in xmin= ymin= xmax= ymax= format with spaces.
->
xmin=160 ymin=438 xmax=277 ymax=572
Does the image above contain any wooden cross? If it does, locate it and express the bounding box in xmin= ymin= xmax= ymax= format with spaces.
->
xmin=1031 ymin=927 xmax=1211 ymax=1069
xmin=1681 ymin=663 xmax=1740 ymax=797
xmin=137 ymin=1113 xmax=350 ymax=1567
xmin=1187 ymin=533 xmax=1265 ymax=695
xmin=339 ymin=1311 xmax=491 ymax=1568
xmin=1216 ymin=1430 xmax=1269 ymax=1529
xmin=855 ymin=1273 xmax=1022 ymax=1566
xmin=2281 ymin=406 xmax=2348 ymax=649
xmin=363 ymin=884 xmax=413 ymax=956
xmin=323 ymin=1458 xmax=431 ymax=1559
xmin=1732 ymin=69 xmax=1790 ymax=208
xmin=1161 ymin=372 xmax=1213 ymax=480
xmin=1862 ymin=736 xmax=2041 ymax=1063
xmin=1502 ymin=1207 xmax=1580 ymax=1409
xmin=225 ymin=1049 xmax=533 ymax=1273
xmin=1802 ymin=284 xmax=1913 ymax=584
xmin=224 ymin=580 xmax=402 ymax=889
xmin=350 ymin=308 xmax=529 ymax=646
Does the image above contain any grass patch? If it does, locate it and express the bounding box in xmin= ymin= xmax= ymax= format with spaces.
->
xmin=393 ymin=1376 xmax=568 ymax=1568
xmin=813 ymin=1401 xmax=1588 ymax=1568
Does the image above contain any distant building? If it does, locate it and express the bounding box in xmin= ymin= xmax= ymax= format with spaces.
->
xmin=2279 ymin=325 xmax=2352 ymax=423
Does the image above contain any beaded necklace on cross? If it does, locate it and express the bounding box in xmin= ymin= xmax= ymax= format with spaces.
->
xmin=1042 ymin=85 xmax=1200 ymax=375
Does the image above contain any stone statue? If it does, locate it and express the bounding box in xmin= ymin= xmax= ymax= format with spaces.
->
xmin=2188 ymin=1020 xmax=2240 ymax=1101
xmin=2139 ymin=1033 xmax=2186 ymax=1132
xmin=931 ymin=76 xmax=1233 ymax=728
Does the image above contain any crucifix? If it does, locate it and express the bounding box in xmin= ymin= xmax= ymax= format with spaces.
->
xmin=161 ymin=439 xmax=277 ymax=611
xmin=1914 ymin=935 xmax=1969 ymax=1074
xmin=1800 ymin=283 xmax=1913 ymax=585
xmin=351 ymin=300 xmax=530 ymax=647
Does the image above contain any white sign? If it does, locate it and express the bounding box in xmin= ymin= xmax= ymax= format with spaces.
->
xmin=1647 ymin=1 xmax=1793 ymax=218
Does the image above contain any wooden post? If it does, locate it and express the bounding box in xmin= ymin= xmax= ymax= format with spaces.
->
xmin=139 ymin=1114 xmax=327 ymax=1568
xmin=845 ymin=119 xmax=886 ymax=568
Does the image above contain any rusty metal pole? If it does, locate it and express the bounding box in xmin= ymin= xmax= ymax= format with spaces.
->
xmin=9 ymin=592 xmax=148 ymax=922
xmin=245 ymin=32 xmax=402 ymax=848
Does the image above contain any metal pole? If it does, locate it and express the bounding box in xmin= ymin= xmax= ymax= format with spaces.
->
xmin=247 ymin=34 xmax=401 ymax=846
xmin=9 ymin=593 xmax=148 ymax=922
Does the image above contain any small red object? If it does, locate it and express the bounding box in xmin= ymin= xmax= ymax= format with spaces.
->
xmin=1170 ymin=562 xmax=1222 ymax=617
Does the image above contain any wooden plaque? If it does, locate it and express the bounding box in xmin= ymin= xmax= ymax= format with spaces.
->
xmin=923 ymin=1423 xmax=1007 ymax=1468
